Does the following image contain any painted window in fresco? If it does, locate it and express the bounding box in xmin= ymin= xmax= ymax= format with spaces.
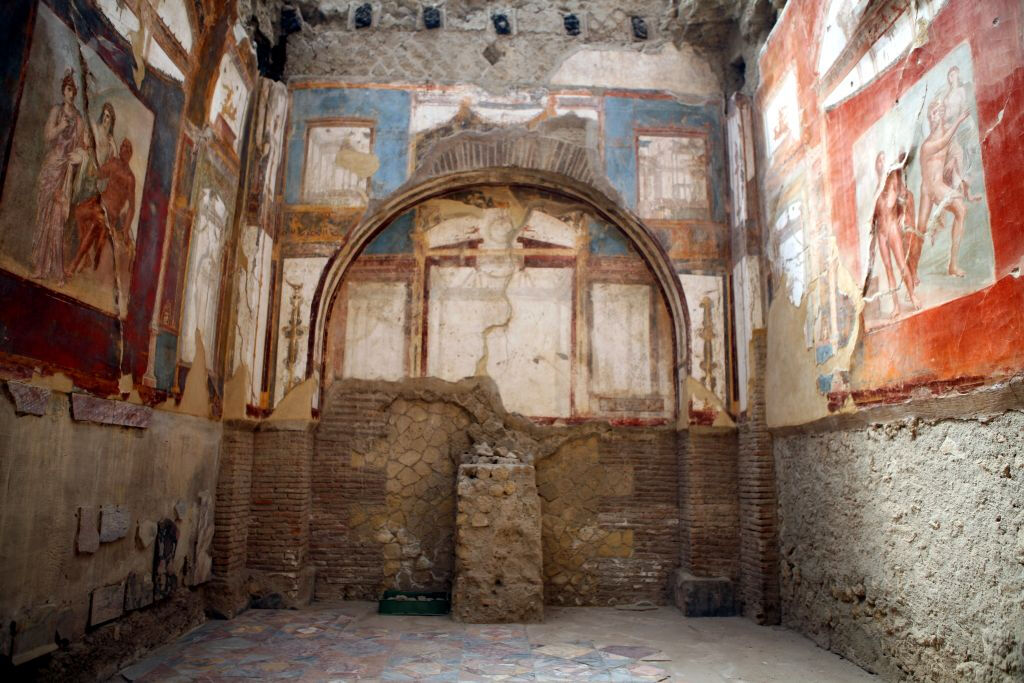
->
xmin=301 ymin=121 xmax=374 ymax=206
xmin=325 ymin=186 xmax=676 ymax=421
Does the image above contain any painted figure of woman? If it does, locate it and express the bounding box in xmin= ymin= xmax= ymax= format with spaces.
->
xmin=31 ymin=69 xmax=86 ymax=282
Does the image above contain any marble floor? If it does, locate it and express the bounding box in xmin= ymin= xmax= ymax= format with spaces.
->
xmin=114 ymin=602 xmax=875 ymax=682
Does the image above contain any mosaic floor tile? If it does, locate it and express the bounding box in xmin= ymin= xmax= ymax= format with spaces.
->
xmin=115 ymin=601 xmax=874 ymax=682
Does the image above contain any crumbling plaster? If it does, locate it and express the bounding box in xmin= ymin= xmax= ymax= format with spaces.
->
xmin=244 ymin=0 xmax=779 ymax=96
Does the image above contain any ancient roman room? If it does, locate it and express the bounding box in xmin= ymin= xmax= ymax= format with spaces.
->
xmin=0 ymin=0 xmax=1021 ymax=680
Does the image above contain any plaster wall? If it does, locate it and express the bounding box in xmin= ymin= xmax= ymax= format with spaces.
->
xmin=0 ymin=387 xmax=221 ymax=664
xmin=775 ymin=409 xmax=1024 ymax=681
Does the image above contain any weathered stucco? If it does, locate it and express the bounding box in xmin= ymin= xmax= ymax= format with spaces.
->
xmin=775 ymin=410 xmax=1024 ymax=681
xmin=0 ymin=386 xmax=220 ymax=669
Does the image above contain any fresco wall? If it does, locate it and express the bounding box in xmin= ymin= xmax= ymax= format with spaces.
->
xmin=0 ymin=0 xmax=258 ymax=671
xmin=758 ymin=0 xmax=1024 ymax=678
xmin=325 ymin=186 xmax=676 ymax=422
xmin=758 ymin=0 xmax=1024 ymax=426
xmin=270 ymin=82 xmax=735 ymax=424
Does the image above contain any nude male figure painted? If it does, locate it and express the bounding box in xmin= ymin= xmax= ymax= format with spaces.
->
xmin=871 ymin=150 xmax=920 ymax=316
xmin=918 ymin=96 xmax=971 ymax=277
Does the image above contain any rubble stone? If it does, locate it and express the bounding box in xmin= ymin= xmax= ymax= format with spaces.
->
xmin=452 ymin=462 xmax=543 ymax=623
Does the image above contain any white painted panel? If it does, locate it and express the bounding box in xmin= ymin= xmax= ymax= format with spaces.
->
xmin=273 ymin=257 xmax=328 ymax=404
xmin=427 ymin=266 xmax=572 ymax=417
xmin=232 ymin=225 xmax=273 ymax=405
xmin=96 ymin=0 xmax=140 ymax=40
xmin=143 ymin=35 xmax=184 ymax=82
xmin=343 ymin=281 xmax=408 ymax=381
xmin=679 ymin=273 xmax=727 ymax=405
xmin=153 ymin=0 xmax=194 ymax=51
xmin=181 ymin=188 xmax=229 ymax=366
xmin=732 ymin=255 xmax=762 ymax=412
xmin=590 ymin=283 xmax=652 ymax=397
xmin=208 ymin=53 xmax=250 ymax=154
xmin=763 ymin=71 xmax=800 ymax=161
xmin=486 ymin=268 xmax=572 ymax=418
xmin=637 ymin=135 xmax=709 ymax=220
xmin=302 ymin=124 xmax=372 ymax=205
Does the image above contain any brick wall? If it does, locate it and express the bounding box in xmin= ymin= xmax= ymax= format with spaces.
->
xmin=678 ymin=428 xmax=740 ymax=580
xmin=212 ymin=425 xmax=254 ymax=582
xmin=592 ymin=430 xmax=679 ymax=605
xmin=311 ymin=391 xmax=390 ymax=600
xmin=737 ymin=329 xmax=779 ymax=623
xmin=247 ymin=424 xmax=314 ymax=596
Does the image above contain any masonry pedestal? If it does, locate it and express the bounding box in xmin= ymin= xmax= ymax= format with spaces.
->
xmin=673 ymin=570 xmax=737 ymax=616
xmin=452 ymin=463 xmax=543 ymax=623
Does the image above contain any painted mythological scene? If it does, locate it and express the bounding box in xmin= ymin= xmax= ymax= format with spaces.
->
xmin=853 ymin=42 xmax=992 ymax=326
xmin=0 ymin=5 xmax=154 ymax=316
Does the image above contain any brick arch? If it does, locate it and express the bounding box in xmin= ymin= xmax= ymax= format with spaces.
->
xmin=308 ymin=127 xmax=691 ymax=417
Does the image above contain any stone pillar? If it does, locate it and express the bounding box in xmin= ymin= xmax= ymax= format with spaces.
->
xmin=452 ymin=462 xmax=543 ymax=623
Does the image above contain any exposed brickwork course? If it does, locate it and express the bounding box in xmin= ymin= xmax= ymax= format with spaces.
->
xmin=312 ymin=390 xmax=391 ymax=600
xmin=678 ymin=428 xmax=739 ymax=581
xmin=594 ymin=430 xmax=679 ymax=605
xmin=737 ymin=329 xmax=779 ymax=624
xmin=212 ymin=425 xmax=254 ymax=581
xmin=247 ymin=425 xmax=314 ymax=595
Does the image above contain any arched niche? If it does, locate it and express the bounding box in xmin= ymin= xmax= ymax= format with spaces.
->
xmin=308 ymin=169 xmax=690 ymax=423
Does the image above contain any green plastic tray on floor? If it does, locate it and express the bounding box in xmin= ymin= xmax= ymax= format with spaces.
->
xmin=378 ymin=590 xmax=451 ymax=615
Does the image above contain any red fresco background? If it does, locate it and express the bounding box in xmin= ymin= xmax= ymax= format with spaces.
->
xmin=761 ymin=0 xmax=1024 ymax=402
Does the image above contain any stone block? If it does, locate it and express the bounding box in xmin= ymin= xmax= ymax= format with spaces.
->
xmin=6 ymin=381 xmax=50 ymax=416
xmin=452 ymin=463 xmax=543 ymax=623
xmin=90 ymin=582 xmax=125 ymax=626
xmin=672 ymin=570 xmax=736 ymax=617
xmin=124 ymin=571 xmax=154 ymax=611
xmin=11 ymin=604 xmax=58 ymax=666
xmin=77 ymin=505 xmax=99 ymax=554
xmin=70 ymin=393 xmax=152 ymax=428
xmin=136 ymin=519 xmax=157 ymax=549
xmin=188 ymin=491 xmax=214 ymax=586
xmin=99 ymin=504 xmax=131 ymax=543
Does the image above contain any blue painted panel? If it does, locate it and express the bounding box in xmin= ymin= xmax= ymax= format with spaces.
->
xmin=285 ymin=88 xmax=411 ymax=204
xmin=603 ymin=95 xmax=727 ymax=223
xmin=604 ymin=97 xmax=638 ymax=209
xmin=155 ymin=331 xmax=178 ymax=391
xmin=366 ymin=211 xmax=415 ymax=254
xmin=816 ymin=343 xmax=835 ymax=365
xmin=588 ymin=219 xmax=630 ymax=255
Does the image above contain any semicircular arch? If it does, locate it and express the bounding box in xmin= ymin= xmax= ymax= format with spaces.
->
xmin=307 ymin=167 xmax=691 ymax=418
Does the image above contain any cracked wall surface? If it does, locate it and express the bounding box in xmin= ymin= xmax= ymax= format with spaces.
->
xmin=775 ymin=409 xmax=1024 ymax=682
xmin=326 ymin=186 xmax=678 ymax=423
